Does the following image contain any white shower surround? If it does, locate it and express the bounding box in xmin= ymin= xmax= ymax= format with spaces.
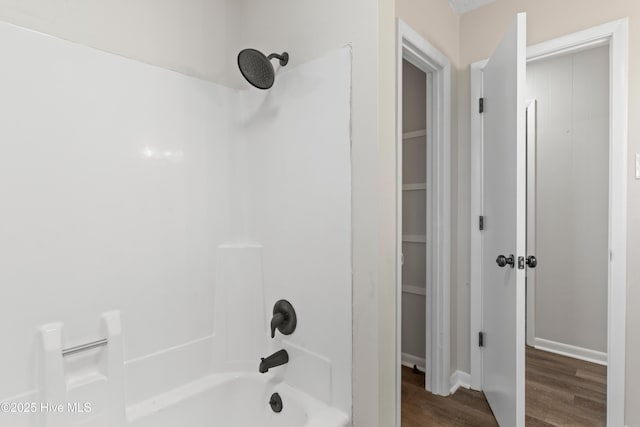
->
xmin=0 ymin=21 xmax=351 ymax=426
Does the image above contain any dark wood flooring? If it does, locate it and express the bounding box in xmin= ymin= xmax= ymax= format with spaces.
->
xmin=401 ymin=364 xmax=497 ymax=426
xmin=401 ymin=347 xmax=607 ymax=426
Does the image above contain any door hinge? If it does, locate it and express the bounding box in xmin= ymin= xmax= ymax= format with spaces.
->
xmin=479 ymin=332 xmax=485 ymax=347
xmin=479 ymin=215 xmax=485 ymax=231
xmin=479 ymin=97 xmax=485 ymax=113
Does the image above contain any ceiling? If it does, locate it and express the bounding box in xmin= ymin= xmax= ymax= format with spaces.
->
xmin=448 ymin=0 xmax=496 ymax=14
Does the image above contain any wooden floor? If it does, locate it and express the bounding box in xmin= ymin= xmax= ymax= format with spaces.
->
xmin=401 ymin=365 xmax=497 ymax=426
xmin=401 ymin=347 xmax=606 ymax=426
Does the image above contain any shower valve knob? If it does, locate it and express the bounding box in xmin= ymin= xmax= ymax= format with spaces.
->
xmin=270 ymin=300 xmax=297 ymax=338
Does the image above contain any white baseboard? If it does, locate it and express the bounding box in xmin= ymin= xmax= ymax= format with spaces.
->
xmin=401 ymin=352 xmax=426 ymax=372
xmin=449 ymin=370 xmax=471 ymax=395
xmin=533 ymin=337 xmax=607 ymax=366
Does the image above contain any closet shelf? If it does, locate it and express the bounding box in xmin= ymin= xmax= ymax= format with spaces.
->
xmin=402 ymin=285 xmax=427 ymax=296
xmin=402 ymin=183 xmax=427 ymax=191
xmin=402 ymin=234 xmax=426 ymax=243
xmin=402 ymin=129 xmax=427 ymax=140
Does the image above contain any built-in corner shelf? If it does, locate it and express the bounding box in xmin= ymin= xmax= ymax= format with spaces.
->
xmin=402 ymin=183 xmax=427 ymax=191
xmin=402 ymin=234 xmax=426 ymax=243
xmin=402 ymin=129 xmax=427 ymax=140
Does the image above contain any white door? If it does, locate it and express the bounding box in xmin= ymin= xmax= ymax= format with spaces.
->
xmin=481 ymin=13 xmax=527 ymax=427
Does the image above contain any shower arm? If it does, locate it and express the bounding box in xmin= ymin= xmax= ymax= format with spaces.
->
xmin=267 ymin=52 xmax=289 ymax=66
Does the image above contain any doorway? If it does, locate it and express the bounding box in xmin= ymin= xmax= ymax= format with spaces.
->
xmin=469 ymin=18 xmax=628 ymax=426
xmin=524 ymin=44 xmax=609 ymax=425
xmin=395 ymin=18 xmax=452 ymax=427
xmin=400 ymin=58 xmax=429 ymax=382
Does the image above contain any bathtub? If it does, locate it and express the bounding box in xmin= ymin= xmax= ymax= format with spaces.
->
xmin=126 ymin=372 xmax=349 ymax=427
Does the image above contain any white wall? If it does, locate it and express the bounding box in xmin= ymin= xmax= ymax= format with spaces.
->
xmin=0 ymin=0 xmax=240 ymax=86
xmin=396 ymin=0 xmax=460 ymax=65
xmin=526 ymin=46 xmax=609 ymax=354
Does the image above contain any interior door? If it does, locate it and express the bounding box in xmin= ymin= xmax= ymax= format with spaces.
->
xmin=481 ymin=13 xmax=527 ymax=427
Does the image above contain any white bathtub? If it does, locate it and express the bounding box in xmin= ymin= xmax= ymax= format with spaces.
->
xmin=126 ymin=373 xmax=349 ymax=427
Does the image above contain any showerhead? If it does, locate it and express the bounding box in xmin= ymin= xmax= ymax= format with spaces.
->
xmin=237 ymin=49 xmax=289 ymax=90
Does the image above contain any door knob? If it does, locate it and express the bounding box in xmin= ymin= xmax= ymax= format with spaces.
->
xmin=526 ymin=255 xmax=537 ymax=268
xmin=496 ymin=254 xmax=515 ymax=268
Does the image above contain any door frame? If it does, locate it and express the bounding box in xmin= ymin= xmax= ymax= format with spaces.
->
xmin=396 ymin=18 xmax=452 ymax=426
xmin=525 ymin=99 xmax=537 ymax=349
xmin=470 ymin=18 xmax=628 ymax=426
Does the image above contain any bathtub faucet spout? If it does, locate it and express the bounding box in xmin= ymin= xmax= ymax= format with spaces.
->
xmin=259 ymin=349 xmax=289 ymax=373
